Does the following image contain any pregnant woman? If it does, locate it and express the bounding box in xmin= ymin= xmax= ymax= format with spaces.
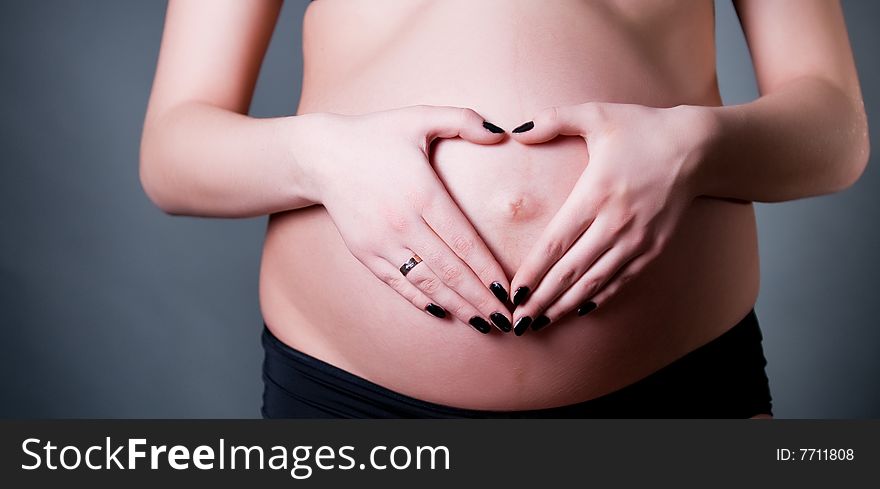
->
xmin=140 ymin=0 xmax=868 ymax=418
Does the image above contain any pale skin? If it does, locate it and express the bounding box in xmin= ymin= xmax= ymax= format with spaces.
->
xmin=141 ymin=0 xmax=868 ymax=417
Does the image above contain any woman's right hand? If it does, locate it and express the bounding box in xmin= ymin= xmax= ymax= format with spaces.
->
xmin=300 ymin=105 xmax=513 ymax=334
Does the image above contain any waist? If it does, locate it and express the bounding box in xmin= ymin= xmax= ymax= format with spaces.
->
xmin=259 ymin=194 xmax=759 ymax=410
xmin=268 ymin=34 xmax=750 ymax=408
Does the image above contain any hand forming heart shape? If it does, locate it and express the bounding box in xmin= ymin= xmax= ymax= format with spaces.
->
xmin=502 ymin=101 xmax=707 ymax=334
xmin=314 ymin=103 xmax=708 ymax=336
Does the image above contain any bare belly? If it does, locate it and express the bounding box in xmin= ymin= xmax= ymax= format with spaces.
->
xmin=258 ymin=0 xmax=760 ymax=410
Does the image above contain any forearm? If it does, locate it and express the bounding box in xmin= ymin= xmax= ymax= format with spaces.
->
xmin=139 ymin=101 xmax=325 ymax=217
xmin=691 ymin=76 xmax=869 ymax=202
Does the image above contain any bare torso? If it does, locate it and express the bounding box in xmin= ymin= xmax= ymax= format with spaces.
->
xmin=259 ymin=0 xmax=759 ymax=410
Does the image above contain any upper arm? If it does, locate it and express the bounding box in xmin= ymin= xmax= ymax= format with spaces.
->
xmin=734 ymin=0 xmax=862 ymax=99
xmin=145 ymin=0 xmax=282 ymax=119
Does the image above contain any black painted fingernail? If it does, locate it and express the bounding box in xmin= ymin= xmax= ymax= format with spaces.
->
xmin=513 ymin=316 xmax=532 ymax=336
xmin=425 ymin=303 xmax=447 ymax=318
xmin=577 ymin=301 xmax=598 ymax=316
xmin=469 ymin=316 xmax=492 ymax=334
xmin=531 ymin=315 xmax=551 ymax=332
xmin=490 ymin=282 xmax=509 ymax=303
xmin=489 ymin=312 xmax=512 ymax=332
xmin=482 ymin=120 xmax=505 ymax=134
xmin=512 ymin=286 xmax=531 ymax=306
xmin=512 ymin=121 xmax=534 ymax=133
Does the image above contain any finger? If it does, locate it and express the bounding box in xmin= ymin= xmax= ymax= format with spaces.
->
xmin=411 ymin=222 xmax=512 ymax=333
xmin=538 ymin=246 xmax=647 ymax=327
xmin=390 ymin=249 xmax=495 ymax=335
xmin=359 ymin=254 xmax=450 ymax=320
xmin=510 ymin=103 xmax=603 ymax=144
xmin=509 ymin=184 xmax=599 ymax=308
xmin=418 ymin=106 xmax=507 ymax=145
xmin=421 ymin=192 xmax=512 ymax=306
xmin=510 ymin=215 xmax=618 ymax=332
xmin=585 ymin=247 xmax=659 ymax=308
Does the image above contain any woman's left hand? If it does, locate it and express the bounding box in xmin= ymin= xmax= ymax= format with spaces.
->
xmin=507 ymin=102 xmax=712 ymax=335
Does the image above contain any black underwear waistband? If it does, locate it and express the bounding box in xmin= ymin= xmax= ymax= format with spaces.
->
xmin=261 ymin=310 xmax=773 ymax=418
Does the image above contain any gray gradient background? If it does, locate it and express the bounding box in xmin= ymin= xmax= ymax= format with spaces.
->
xmin=0 ymin=0 xmax=877 ymax=418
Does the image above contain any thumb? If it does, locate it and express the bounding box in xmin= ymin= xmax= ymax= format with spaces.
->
xmin=510 ymin=103 xmax=597 ymax=144
xmin=418 ymin=106 xmax=506 ymax=145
